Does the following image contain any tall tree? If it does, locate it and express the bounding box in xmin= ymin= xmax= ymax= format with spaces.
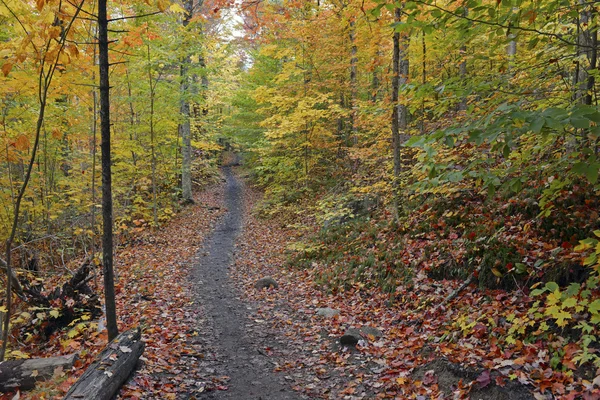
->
xmin=391 ymin=7 xmax=409 ymax=218
xmin=180 ymin=0 xmax=194 ymax=205
xmin=98 ymin=0 xmax=118 ymax=342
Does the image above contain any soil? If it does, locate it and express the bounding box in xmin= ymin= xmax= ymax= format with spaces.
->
xmin=190 ymin=165 xmax=301 ymax=400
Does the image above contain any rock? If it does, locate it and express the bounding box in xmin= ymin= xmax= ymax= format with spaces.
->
xmin=340 ymin=328 xmax=362 ymax=346
xmin=339 ymin=326 xmax=383 ymax=347
xmin=315 ymin=307 xmax=340 ymax=318
xmin=322 ymin=195 xmax=379 ymax=230
xmin=254 ymin=277 xmax=278 ymax=290
xmin=412 ymin=358 xmax=534 ymax=400
xmin=359 ymin=326 xmax=383 ymax=338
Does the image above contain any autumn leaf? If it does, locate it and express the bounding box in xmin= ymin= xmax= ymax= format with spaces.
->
xmin=157 ymin=0 xmax=170 ymax=12
xmin=476 ymin=370 xmax=491 ymax=388
xmin=1 ymin=62 xmax=13 ymax=77
xmin=14 ymin=134 xmax=30 ymax=151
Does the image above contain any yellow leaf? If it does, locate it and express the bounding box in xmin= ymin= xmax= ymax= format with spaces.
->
xmin=50 ymin=310 xmax=60 ymax=318
xmin=0 ymin=306 xmax=7 ymax=313
xmin=554 ymin=310 xmax=572 ymax=327
xmin=8 ymin=350 xmax=29 ymax=359
xmin=396 ymin=377 xmax=407 ymax=385
xmin=157 ymin=0 xmax=170 ymax=12
xmin=491 ymin=267 xmax=503 ymax=278
xmin=169 ymin=3 xmax=186 ymax=13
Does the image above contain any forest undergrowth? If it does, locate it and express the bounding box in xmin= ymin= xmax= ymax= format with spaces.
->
xmin=2 ymin=182 xmax=225 ymax=400
xmin=236 ymin=178 xmax=600 ymax=399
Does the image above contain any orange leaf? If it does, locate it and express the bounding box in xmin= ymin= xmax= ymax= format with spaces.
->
xmin=157 ymin=0 xmax=169 ymax=12
xmin=14 ymin=135 xmax=30 ymax=151
xmin=36 ymin=0 xmax=44 ymax=11
xmin=1 ymin=63 xmax=13 ymax=77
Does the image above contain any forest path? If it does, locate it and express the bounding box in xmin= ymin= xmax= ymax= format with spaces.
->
xmin=191 ymin=165 xmax=300 ymax=400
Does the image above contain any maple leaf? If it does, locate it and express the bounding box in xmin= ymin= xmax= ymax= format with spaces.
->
xmin=1 ymin=62 xmax=13 ymax=77
xmin=476 ymin=370 xmax=491 ymax=388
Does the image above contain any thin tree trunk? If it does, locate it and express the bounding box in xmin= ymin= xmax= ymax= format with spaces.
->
xmin=458 ymin=6 xmax=468 ymax=111
xmin=349 ymin=19 xmax=358 ymax=146
xmin=180 ymin=0 xmax=194 ymax=205
xmin=391 ymin=7 xmax=410 ymax=219
xmin=420 ymin=30 xmax=426 ymax=134
xmin=584 ymin=7 xmax=597 ymax=106
xmin=98 ymin=0 xmax=118 ymax=342
xmin=147 ymin=43 xmax=158 ymax=227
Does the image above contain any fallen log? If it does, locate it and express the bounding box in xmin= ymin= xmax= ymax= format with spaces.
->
xmin=0 ymin=353 xmax=78 ymax=392
xmin=64 ymin=327 xmax=144 ymax=400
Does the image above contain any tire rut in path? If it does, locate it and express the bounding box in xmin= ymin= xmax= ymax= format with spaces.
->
xmin=192 ymin=166 xmax=299 ymax=400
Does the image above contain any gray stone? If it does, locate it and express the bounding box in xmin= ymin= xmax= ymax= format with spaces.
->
xmin=315 ymin=307 xmax=340 ymax=318
xmin=412 ymin=359 xmax=533 ymax=399
xmin=359 ymin=326 xmax=383 ymax=338
xmin=322 ymin=195 xmax=379 ymax=229
xmin=339 ymin=326 xmax=383 ymax=347
xmin=254 ymin=277 xmax=278 ymax=290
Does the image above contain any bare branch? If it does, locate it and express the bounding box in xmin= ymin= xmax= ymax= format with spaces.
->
xmin=108 ymin=11 xmax=162 ymax=23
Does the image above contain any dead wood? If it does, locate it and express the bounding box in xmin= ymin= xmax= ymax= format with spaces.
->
xmin=63 ymin=328 xmax=144 ymax=400
xmin=0 ymin=353 xmax=77 ymax=392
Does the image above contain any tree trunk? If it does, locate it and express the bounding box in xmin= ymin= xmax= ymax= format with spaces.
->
xmin=147 ymin=43 xmax=158 ymax=227
xmin=180 ymin=0 xmax=194 ymax=205
xmin=63 ymin=328 xmax=144 ymax=400
xmin=458 ymin=6 xmax=468 ymax=111
xmin=391 ymin=7 xmax=410 ymax=219
xmin=98 ymin=0 xmax=118 ymax=342
xmin=349 ymin=19 xmax=358 ymax=146
xmin=0 ymin=354 xmax=77 ymax=392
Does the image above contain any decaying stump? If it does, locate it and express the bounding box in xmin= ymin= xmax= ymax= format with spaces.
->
xmin=0 ymin=353 xmax=77 ymax=392
xmin=63 ymin=327 xmax=144 ymax=400
xmin=22 ymin=259 xmax=101 ymax=337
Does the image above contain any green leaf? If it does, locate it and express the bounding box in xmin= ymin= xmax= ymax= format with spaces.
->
xmin=585 ymin=163 xmax=599 ymax=184
xmin=530 ymin=117 xmax=545 ymax=134
xmin=502 ymin=144 xmax=511 ymax=158
xmin=571 ymin=117 xmax=590 ymax=129
xmin=566 ymin=283 xmax=581 ymax=297
xmin=545 ymin=282 xmax=559 ymax=292
xmin=370 ymin=4 xmax=384 ymax=17
xmin=530 ymin=288 xmax=545 ymax=297
xmin=562 ymin=297 xmax=577 ymax=308
xmin=589 ymin=299 xmax=600 ymax=314
xmin=405 ymin=135 xmax=425 ymax=148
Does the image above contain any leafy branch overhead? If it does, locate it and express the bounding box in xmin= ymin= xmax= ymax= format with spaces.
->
xmin=0 ymin=0 xmax=600 ymax=398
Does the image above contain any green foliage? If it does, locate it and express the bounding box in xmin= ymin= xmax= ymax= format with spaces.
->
xmin=290 ymin=218 xmax=411 ymax=293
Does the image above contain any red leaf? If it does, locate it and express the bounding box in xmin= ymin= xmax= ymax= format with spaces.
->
xmin=423 ymin=370 xmax=437 ymax=386
xmin=476 ymin=370 xmax=491 ymax=388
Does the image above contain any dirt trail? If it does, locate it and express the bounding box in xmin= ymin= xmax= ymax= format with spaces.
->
xmin=191 ymin=166 xmax=299 ymax=400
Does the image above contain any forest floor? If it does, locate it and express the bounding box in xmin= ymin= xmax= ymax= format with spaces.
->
xmin=15 ymin=164 xmax=599 ymax=399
